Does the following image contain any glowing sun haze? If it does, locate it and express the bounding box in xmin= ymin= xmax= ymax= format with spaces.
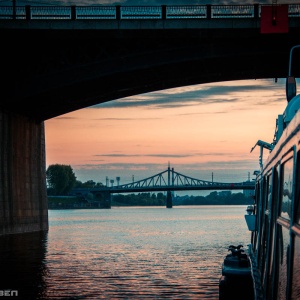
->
xmin=45 ymin=79 xmax=288 ymax=186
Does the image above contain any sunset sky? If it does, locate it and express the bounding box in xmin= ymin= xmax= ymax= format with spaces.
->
xmin=45 ymin=79 xmax=290 ymax=187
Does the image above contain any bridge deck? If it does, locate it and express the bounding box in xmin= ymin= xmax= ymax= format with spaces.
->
xmin=0 ymin=18 xmax=264 ymax=30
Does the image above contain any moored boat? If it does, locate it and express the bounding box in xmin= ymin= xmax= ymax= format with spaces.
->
xmin=220 ymin=45 xmax=300 ymax=299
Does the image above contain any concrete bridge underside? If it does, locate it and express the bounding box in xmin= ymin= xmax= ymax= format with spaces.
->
xmin=2 ymin=22 xmax=300 ymax=121
xmin=1 ymin=21 xmax=300 ymax=235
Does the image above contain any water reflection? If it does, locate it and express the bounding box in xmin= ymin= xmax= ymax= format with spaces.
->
xmin=0 ymin=231 xmax=48 ymax=300
xmin=0 ymin=206 xmax=250 ymax=299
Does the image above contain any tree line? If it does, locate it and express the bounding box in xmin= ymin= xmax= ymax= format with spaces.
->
xmin=112 ymin=192 xmax=252 ymax=206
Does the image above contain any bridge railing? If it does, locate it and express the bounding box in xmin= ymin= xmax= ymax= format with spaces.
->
xmin=1 ymin=4 xmax=300 ymax=21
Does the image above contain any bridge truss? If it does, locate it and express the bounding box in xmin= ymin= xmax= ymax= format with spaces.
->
xmin=109 ymin=166 xmax=255 ymax=193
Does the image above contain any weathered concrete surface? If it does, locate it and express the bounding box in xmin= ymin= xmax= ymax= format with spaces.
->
xmin=0 ymin=110 xmax=48 ymax=235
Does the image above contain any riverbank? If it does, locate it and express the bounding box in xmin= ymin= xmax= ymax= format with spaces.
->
xmin=48 ymin=192 xmax=253 ymax=209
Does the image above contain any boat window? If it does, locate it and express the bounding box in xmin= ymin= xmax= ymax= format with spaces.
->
xmin=258 ymin=176 xmax=268 ymax=272
xmin=266 ymin=173 xmax=272 ymax=215
xmin=291 ymin=150 xmax=300 ymax=298
xmin=295 ymin=150 xmax=300 ymax=225
xmin=275 ymin=225 xmax=290 ymax=299
xmin=280 ymin=157 xmax=294 ymax=221
xmin=252 ymin=181 xmax=260 ymax=251
xmin=291 ymin=233 xmax=300 ymax=298
xmin=261 ymin=172 xmax=273 ymax=286
xmin=254 ymin=181 xmax=260 ymax=216
xmin=266 ymin=165 xmax=279 ymax=299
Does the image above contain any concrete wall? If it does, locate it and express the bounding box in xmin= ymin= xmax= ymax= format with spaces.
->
xmin=0 ymin=110 xmax=48 ymax=235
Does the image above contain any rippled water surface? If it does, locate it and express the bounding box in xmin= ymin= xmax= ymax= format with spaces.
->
xmin=0 ymin=206 xmax=251 ymax=299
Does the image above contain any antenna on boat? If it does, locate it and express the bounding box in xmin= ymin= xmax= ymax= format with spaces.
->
xmin=250 ymin=140 xmax=274 ymax=171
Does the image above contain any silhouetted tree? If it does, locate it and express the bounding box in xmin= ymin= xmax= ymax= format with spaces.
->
xmin=82 ymin=180 xmax=96 ymax=188
xmin=74 ymin=180 xmax=104 ymax=188
xmin=74 ymin=180 xmax=84 ymax=188
xmin=46 ymin=164 xmax=76 ymax=195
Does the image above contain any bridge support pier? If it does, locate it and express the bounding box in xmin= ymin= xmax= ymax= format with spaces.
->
xmin=166 ymin=191 xmax=173 ymax=208
xmin=102 ymin=191 xmax=111 ymax=209
xmin=0 ymin=110 xmax=48 ymax=236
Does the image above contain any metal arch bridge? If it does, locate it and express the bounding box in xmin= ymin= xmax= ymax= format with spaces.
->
xmin=72 ymin=166 xmax=255 ymax=208
xmin=105 ymin=166 xmax=255 ymax=194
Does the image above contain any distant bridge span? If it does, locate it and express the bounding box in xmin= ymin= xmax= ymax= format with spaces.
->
xmin=72 ymin=166 xmax=255 ymax=208
xmin=107 ymin=167 xmax=255 ymax=193
xmin=108 ymin=184 xmax=254 ymax=194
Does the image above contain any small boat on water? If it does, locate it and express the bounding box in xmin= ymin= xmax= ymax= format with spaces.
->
xmin=219 ymin=44 xmax=300 ymax=299
xmin=219 ymin=245 xmax=253 ymax=299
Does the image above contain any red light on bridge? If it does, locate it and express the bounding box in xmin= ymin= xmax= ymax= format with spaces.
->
xmin=260 ymin=5 xmax=288 ymax=34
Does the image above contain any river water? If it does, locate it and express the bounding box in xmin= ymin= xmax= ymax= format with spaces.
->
xmin=0 ymin=205 xmax=251 ymax=299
